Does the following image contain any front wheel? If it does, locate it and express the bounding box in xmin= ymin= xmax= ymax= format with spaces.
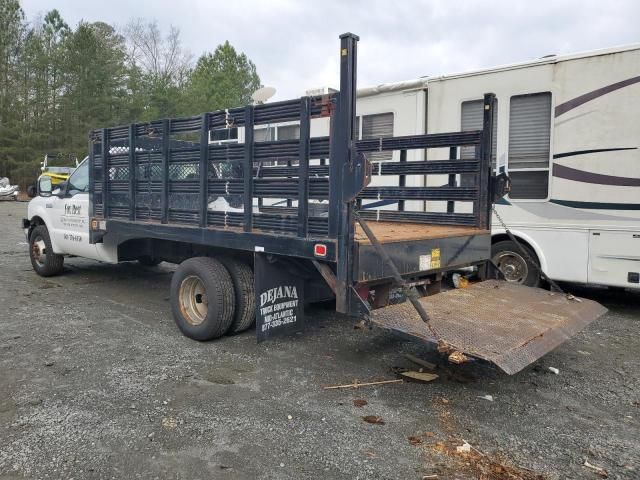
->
xmin=170 ymin=257 xmax=236 ymax=341
xmin=29 ymin=225 xmax=64 ymax=277
xmin=491 ymin=240 xmax=540 ymax=287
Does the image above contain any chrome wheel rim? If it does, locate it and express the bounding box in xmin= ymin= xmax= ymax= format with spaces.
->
xmin=493 ymin=251 xmax=528 ymax=284
xmin=178 ymin=275 xmax=208 ymax=325
xmin=31 ymin=236 xmax=47 ymax=267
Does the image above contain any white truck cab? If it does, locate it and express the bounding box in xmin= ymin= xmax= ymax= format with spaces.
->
xmin=24 ymin=158 xmax=117 ymax=275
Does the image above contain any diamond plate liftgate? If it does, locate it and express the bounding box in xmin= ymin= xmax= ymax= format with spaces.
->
xmin=370 ymin=280 xmax=607 ymax=375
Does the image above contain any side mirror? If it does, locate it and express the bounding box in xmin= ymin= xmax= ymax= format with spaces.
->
xmin=38 ymin=176 xmax=52 ymax=197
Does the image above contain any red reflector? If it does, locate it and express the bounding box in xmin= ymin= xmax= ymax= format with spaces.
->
xmin=314 ymin=244 xmax=327 ymax=257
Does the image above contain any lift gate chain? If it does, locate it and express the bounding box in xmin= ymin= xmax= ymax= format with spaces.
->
xmin=491 ymin=205 xmax=580 ymax=302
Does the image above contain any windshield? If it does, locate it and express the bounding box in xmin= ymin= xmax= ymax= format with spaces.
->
xmin=67 ymin=158 xmax=89 ymax=194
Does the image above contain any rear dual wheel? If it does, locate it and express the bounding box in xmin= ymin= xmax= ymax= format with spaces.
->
xmin=170 ymin=256 xmax=255 ymax=341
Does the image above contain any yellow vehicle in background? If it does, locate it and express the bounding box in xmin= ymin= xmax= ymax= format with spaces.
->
xmin=40 ymin=154 xmax=78 ymax=185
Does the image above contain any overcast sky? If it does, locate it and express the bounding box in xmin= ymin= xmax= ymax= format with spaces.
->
xmin=21 ymin=0 xmax=639 ymax=100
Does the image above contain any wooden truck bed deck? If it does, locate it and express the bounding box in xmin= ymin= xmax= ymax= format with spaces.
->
xmin=355 ymin=222 xmax=488 ymax=244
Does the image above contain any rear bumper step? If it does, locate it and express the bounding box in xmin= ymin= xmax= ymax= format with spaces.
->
xmin=370 ymin=280 xmax=607 ymax=375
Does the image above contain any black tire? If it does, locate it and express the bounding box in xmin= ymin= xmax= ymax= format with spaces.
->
xmin=29 ymin=225 xmax=64 ymax=277
xmin=137 ymin=256 xmax=162 ymax=266
xmin=170 ymin=257 xmax=235 ymax=341
xmin=219 ymin=257 xmax=256 ymax=334
xmin=491 ymin=240 xmax=540 ymax=287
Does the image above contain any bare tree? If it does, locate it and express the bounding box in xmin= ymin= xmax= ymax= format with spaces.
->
xmin=123 ymin=18 xmax=192 ymax=85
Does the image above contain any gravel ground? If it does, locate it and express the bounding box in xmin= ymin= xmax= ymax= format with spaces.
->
xmin=0 ymin=200 xmax=638 ymax=480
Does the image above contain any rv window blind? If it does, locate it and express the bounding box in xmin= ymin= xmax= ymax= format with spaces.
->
xmin=278 ymin=124 xmax=300 ymax=141
xmin=362 ymin=112 xmax=394 ymax=162
xmin=460 ymin=100 xmax=497 ymax=168
xmin=254 ymin=126 xmax=275 ymax=142
xmin=508 ymin=92 xmax=551 ymax=169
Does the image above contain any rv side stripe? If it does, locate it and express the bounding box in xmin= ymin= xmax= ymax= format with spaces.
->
xmin=550 ymin=199 xmax=640 ymax=210
xmin=553 ymin=163 xmax=640 ymax=187
xmin=553 ymin=147 xmax=638 ymax=159
xmin=554 ymin=75 xmax=640 ymax=117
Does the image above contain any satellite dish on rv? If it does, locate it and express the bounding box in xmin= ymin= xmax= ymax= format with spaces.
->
xmin=251 ymin=86 xmax=276 ymax=104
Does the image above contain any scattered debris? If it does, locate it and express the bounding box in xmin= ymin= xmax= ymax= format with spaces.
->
xmin=429 ymin=437 xmax=545 ymax=479
xmin=422 ymin=475 xmax=439 ymax=480
xmin=478 ymin=394 xmax=494 ymax=402
xmin=404 ymin=353 xmax=437 ymax=370
xmin=408 ymin=436 xmax=423 ymax=445
xmin=583 ymin=460 xmax=608 ymax=478
xmin=44 ymin=360 xmax=55 ymax=367
xmin=448 ymin=351 xmax=469 ymax=364
xmin=353 ymin=320 xmax=367 ymax=330
xmin=287 ymin=414 xmax=293 ymax=420
xmin=323 ymin=379 xmax=403 ymax=390
xmin=362 ymin=415 xmax=385 ymax=425
xmin=361 ymin=449 xmax=377 ymax=459
xmin=353 ymin=399 xmax=368 ymax=407
xmin=452 ymin=273 xmax=469 ymax=289
xmin=399 ymin=370 xmax=439 ymax=383
xmin=456 ymin=441 xmax=472 ymax=453
xmin=548 ymin=367 xmax=560 ymax=375
xmin=161 ymin=416 xmax=177 ymax=429
xmin=279 ymin=462 xmax=285 ymax=468
xmin=577 ymin=350 xmax=591 ymax=355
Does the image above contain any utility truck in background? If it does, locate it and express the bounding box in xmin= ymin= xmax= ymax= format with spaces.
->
xmin=23 ymin=33 xmax=606 ymax=375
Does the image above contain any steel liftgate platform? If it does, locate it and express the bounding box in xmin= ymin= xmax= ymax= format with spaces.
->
xmin=370 ymin=280 xmax=607 ymax=375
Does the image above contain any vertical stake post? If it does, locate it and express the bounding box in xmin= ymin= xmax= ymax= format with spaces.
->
xmin=161 ymin=119 xmax=170 ymax=224
xmin=243 ymin=106 xmax=254 ymax=232
xmin=128 ymin=124 xmax=136 ymax=221
xmin=297 ymin=97 xmax=311 ymax=237
xmin=199 ymin=113 xmax=209 ymax=227
xmin=477 ymin=93 xmax=495 ymax=229
xmin=329 ymin=32 xmax=359 ymax=314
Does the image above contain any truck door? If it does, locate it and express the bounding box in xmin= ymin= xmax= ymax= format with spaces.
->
xmin=49 ymin=160 xmax=101 ymax=260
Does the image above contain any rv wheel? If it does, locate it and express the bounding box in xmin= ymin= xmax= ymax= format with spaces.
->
xmin=219 ymin=258 xmax=256 ymax=334
xmin=491 ymin=240 xmax=540 ymax=287
xmin=170 ymin=257 xmax=235 ymax=341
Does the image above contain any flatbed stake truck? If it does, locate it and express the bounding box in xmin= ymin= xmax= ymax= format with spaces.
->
xmin=24 ymin=33 xmax=606 ymax=375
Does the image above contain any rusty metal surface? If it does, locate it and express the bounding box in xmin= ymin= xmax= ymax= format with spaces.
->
xmin=370 ymin=280 xmax=608 ymax=374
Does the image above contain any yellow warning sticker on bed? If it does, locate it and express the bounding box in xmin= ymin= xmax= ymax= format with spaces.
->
xmin=431 ymin=248 xmax=441 ymax=269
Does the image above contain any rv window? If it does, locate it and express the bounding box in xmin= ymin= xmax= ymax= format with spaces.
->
xmin=278 ymin=124 xmax=300 ymax=141
xmin=361 ymin=112 xmax=394 ymax=162
xmin=508 ymin=93 xmax=551 ymax=169
xmin=460 ymin=99 xmax=497 ymax=169
xmin=507 ymin=92 xmax=551 ymax=198
xmin=254 ymin=126 xmax=276 ymax=142
xmin=210 ymin=127 xmax=238 ymax=143
xmin=508 ymin=171 xmax=549 ymax=200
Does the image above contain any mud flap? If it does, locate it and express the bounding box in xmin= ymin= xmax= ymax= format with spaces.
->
xmin=254 ymin=253 xmax=305 ymax=342
xmin=370 ymin=280 xmax=607 ymax=374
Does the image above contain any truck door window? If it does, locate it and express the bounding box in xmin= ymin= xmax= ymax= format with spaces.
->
xmin=507 ymin=92 xmax=551 ymax=199
xmin=67 ymin=160 xmax=89 ymax=195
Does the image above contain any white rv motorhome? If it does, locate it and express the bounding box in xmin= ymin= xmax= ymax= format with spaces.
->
xmin=213 ymin=44 xmax=639 ymax=289
xmin=351 ymin=44 xmax=639 ymax=289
